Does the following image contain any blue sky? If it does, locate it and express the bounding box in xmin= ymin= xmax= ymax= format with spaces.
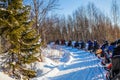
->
xmin=53 ymin=0 xmax=120 ymax=17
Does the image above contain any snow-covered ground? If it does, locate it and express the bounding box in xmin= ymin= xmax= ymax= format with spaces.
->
xmin=0 ymin=72 xmax=14 ymax=80
xmin=32 ymin=44 xmax=106 ymax=80
xmin=0 ymin=43 xmax=106 ymax=80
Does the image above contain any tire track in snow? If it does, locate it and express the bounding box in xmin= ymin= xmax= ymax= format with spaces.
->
xmin=48 ymin=46 xmax=106 ymax=80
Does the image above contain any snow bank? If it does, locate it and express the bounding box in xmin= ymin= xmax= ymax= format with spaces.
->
xmin=31 ymin=58 xmax=60 ymax=80
xmin=0 ymin=72 xmax=14 ymax=80
xmin=31 ymin=44 xmax=65 ymax=80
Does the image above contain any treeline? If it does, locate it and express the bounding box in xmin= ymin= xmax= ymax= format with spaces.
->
xmin=38 ymin=1 xmax=120 ymax=44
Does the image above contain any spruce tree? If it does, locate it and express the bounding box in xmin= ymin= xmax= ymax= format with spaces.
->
xmin=0 ymin=0 xmax=41 ymax=79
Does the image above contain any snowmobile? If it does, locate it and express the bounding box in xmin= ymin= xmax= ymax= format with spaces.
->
xmin=105 ymin=63 xmax=120 ymax=80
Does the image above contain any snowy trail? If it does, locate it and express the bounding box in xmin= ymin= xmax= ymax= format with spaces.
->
xmin=32 ymin=46 xmax=106 ymax=80
xmin=48 ymin=46 xmax=106 ymax=80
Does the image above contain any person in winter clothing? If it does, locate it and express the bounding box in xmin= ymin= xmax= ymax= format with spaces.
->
xmin=55 ymin=39 xmax=60 ymax=45
xmin=101 ymin=40 xmax=109 ymax=51
xmin=61 ymin=39 xmax=66 ymax=45
xmin=87 ymin=40 xmax=93 ymax=51
xmin=107 ymin=42 xmax=116 ymax=57
xmin=80 ymin=40 xmax=85 ymax=49
xmin=68 ymin=40 xmax=72 ymax=46
xmin=111 ymin=41 xmax=120 ymax=78
xmin=74 ymin=41 xmax=79 ymax=48
xmin=100 ymin=40 xmax=109 ymax=57
xmin=93 ymin=40 xmax=100 ymax=52
xmin=112 ymin=43 xmax=120 ymax=57
xmin=100 ymin=40 xmax=110 ymax=64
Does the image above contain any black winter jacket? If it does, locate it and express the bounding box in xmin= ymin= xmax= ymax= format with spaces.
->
xmin=112 ymin=45 xmax=120 ymax=58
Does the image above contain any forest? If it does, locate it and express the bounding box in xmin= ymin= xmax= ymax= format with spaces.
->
xmin=30 ymin=0 xmax=120 ymax=43
xmin=0 ymin=0 xmax=120 ymax=79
